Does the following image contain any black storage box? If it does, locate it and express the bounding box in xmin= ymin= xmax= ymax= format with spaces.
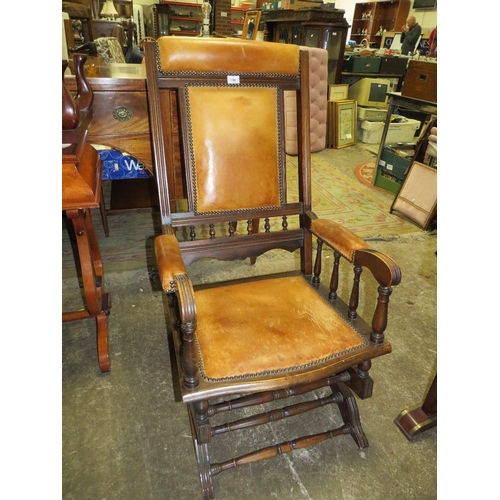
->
xmin=378 ymin=56 xmax=408 ymax=75
xmin=343 ymin=56 xmax=381 ymax=73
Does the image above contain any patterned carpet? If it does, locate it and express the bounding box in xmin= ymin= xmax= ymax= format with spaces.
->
xmin=62 ymin=152 xmax=421 ymax=272
xmin=354 ymin=161 xmax=376 ymax=187
xmin=354 ymin=161 xmax=394 ymax=194
xmin=289 ymin=155 xmax=419 ymax=238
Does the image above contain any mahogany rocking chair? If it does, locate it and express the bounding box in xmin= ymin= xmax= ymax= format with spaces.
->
xmin=144 ymin=37 xmax=402 ymax=499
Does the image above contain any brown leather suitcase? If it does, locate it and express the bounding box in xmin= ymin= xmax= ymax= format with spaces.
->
xmin=402 ymin=60 xmax=437 ymax=103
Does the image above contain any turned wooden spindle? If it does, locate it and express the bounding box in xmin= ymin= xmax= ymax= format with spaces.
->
xmin=329 ymin=250 xmax=341 ymax=300
xmin=356 ymin=359 xmax=372 ymax=380
xmin=211 ymin=391 xmax=344 ymax=437
xmin=313 ymin=238 xmax=323 ymax=284
xmin=182 ymin=321 xmax=199 ymax=390
xmin=209 ymin=372 xmax=350 ymax=418
xmin=370 ymin=286 xmax=392 ymax=345
xmin=192 ymin=400 xmax=212 ymax=444
xmin=176 ymin=276 xmax=199 ymax=391
xmin=348 ymin=266 xmax=363 ymax=319
xmin=210 ymin=425 xmax=351 ymax=477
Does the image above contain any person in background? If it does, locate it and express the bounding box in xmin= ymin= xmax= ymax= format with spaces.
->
xmin=427 ymin=26 xmax=437 ymax=57
xmin=401 ymin=15 xmax=422 ymax=55
xmin=246 ymin=19 xmax=255 ymax=40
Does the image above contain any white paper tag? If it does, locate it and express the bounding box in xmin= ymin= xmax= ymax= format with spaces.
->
xmin=387 ymin=163 xmax=393 ymax=171
xmin=227 ymin=75 xmax=240 ymax=85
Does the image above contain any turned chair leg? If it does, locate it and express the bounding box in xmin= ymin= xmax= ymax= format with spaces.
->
xmin=332 ymin=382 xmax=369 ymax=449
xmin=188 ymin=406 xmax=215 ymax=500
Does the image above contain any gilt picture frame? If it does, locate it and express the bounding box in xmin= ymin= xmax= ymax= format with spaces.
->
xmin=328 ymin=84 xmax=349 ymax=101
xmin=333 ymin=100 xmax=357 ymax=149
xmin=242 ymin=11 xmax=261 ymax=40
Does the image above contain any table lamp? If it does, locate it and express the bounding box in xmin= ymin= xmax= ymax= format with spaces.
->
xmin=202 ymin=1 xmax=211 ymax=38
xmin=100 ymin=0 xmax=118 ymax=20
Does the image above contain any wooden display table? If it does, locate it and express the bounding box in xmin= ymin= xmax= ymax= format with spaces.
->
xmin=373 ymin=92 xmax=437 ymax=186
xmin=62 ymin=113 xmax=111 ymax=372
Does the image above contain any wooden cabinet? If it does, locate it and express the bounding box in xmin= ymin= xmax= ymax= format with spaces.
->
xmin=262 ymin=8 xmax=349 ymax=85
xmin=152 ymin=1 xmax=202 ymax=37
xmin=350 ymin=1 xmax=410 ymax=47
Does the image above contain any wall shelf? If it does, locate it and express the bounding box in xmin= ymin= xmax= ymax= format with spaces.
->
xmin=350 ymin=1 xmax=410 ymax=47
xmin=152 ymin=1 xmax=203 ymax=38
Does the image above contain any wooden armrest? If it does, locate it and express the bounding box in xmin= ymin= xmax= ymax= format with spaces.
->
xmin=310 ymin=219 xmax=369 ymax=262
xmin=310 ymin=218 xmax=401 ymax=288
xmin=155 ymin=234 xmax=188 ymax=293
xmin=155 ymin=235 xmax=197 ymax=326
xmin=354 ymin=248 xmax=402 ymax=288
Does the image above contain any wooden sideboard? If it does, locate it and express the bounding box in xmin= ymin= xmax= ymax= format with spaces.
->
xmin=65 ymin=63 xmax=151 ymax=170
xmin=65 ymin=63 xmax=184 ymax=213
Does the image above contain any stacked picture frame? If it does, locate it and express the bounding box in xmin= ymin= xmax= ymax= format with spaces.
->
xmin=327 ymin=84 xmax=357 ymax=149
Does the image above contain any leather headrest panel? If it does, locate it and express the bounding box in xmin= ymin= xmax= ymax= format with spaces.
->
xmin=156 ymin=36 xmax=300 ymax=76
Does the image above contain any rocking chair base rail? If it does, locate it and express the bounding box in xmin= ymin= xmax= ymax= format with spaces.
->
xmin=210 ymin=425 xmax=352 ymax=476
xmin=188 ymin=380 xmax=370 ymax=499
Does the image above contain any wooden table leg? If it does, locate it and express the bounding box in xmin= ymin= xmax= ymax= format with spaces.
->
xmin=394 ymin=374 xmax=436 ymax=441
xmin=63 ymin=208 xmax=111 ymax=372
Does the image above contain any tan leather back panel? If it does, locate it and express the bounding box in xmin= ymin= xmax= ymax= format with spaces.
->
xmin=157 ymin=36 xmax=299 ymax=76
xmin=186 ymin=85 xmax=282 ymax=214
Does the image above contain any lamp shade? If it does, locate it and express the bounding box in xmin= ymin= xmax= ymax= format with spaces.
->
xmin=101 ymin=0 xmax=118 ymax=17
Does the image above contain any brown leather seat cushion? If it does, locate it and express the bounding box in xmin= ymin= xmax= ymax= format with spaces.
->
xmin=195 ymin=275 xmax=367 ymax=381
